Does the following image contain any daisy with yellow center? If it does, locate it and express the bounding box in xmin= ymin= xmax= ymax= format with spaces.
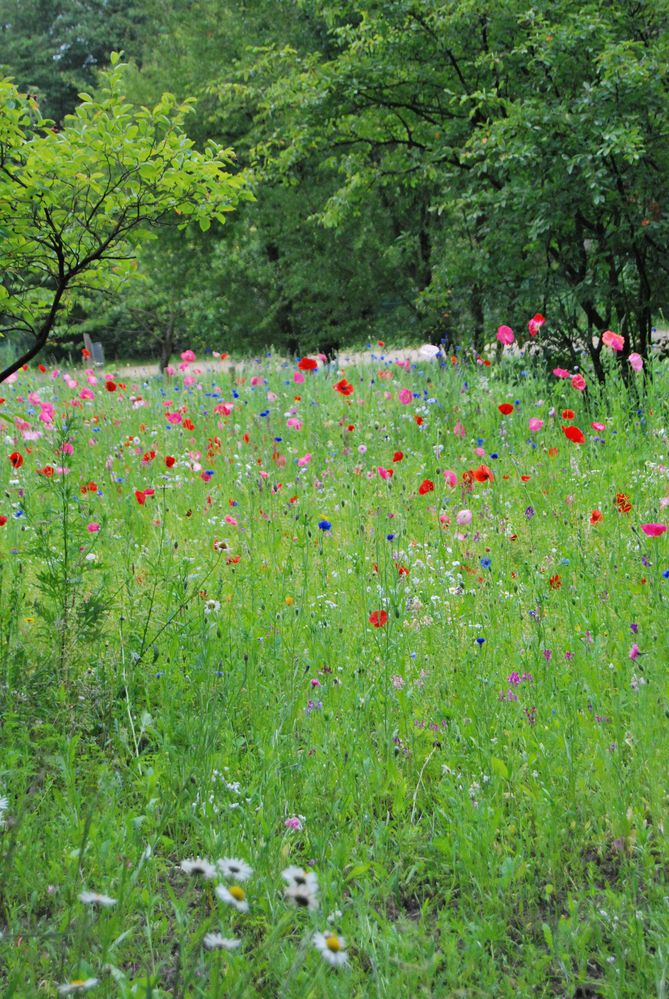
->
xmin=313 ymin=931 xmax=349 ymax=968
xmin=215 ymin=883 xmax=249 ymax=912
xmin=57 ymin=978 xmax=99 ymax=994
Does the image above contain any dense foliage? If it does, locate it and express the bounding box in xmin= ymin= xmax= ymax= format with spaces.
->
xmin=3 ymin=0 xmax=669 ymax=369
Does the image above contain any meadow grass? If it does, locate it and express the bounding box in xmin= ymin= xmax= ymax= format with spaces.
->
xmin=0 ymin=347 xmax=668 ymax=998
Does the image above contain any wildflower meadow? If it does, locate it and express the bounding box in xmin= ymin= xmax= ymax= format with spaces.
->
xmin=0 ymin=338 xmax=668 ymax=998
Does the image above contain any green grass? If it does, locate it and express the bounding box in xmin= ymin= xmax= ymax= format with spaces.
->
xmin=0 ymin=349 xmax=667 ymax=997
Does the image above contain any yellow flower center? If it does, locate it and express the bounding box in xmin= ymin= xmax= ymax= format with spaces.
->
xmin=229 ymin=885 xmax=245 ymax=901
xmin=325 ymin=934 xmax=341 ymax=952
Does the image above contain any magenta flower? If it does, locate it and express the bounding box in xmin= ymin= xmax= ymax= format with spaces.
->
xmin=628 ymin=352 xmax=644 ymax=372
xmin=571 ymin=374 xmax=586 ymax=391
xmin=629 ymin=644 xmax=640 ymax=661
xmin=496 ymin=324 xmax=514 ymax=345
xmin=552 ymin=368 xmax=571 ymax=379
xmin=398 ymin=388 xmax=412 ymax=405
xmin=528 ymin=418 xmax=544 ymax=432
xmin=640 ymin=523 xmax=667 ymax=537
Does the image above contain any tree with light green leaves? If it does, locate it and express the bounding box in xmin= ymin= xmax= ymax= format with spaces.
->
xmin=0 ymin=54 xmax=249 ymax=383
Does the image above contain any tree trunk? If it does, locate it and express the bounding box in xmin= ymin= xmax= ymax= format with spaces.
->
xmin=158 ymin=318 xmax=175 ymax=373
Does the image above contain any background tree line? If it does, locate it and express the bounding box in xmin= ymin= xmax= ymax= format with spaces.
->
xmin=2 ymin=0 xmax=668 ymax=373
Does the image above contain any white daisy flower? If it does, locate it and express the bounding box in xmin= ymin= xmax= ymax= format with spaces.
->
xmin=281 ymin=866 xmax=319 ymax=892
xmin=217 ymin=857 xmax=253 ymax=882
xmin=313 ymin=930 xmax=349 ymax=968
xmin=215 ymin=883 xmax=249 ymax=912
xmin=203 ymin=932 xmax=241 ymax=951
xmin=285 ymin=880 xmax=319 ymax=911
xmin=180 ymin=857 xmax=217 ymax=879
xmin=57 ymin=979 xmax=100 ymax=994
xmin=204 ymin=600 xmax=221 ymax=615
xmin=79 ymin=891 xmax=117 ymax=907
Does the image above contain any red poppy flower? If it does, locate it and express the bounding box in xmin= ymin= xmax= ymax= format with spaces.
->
xmin=347 ymin=424 xmax=355 ymax=431
xmin=418 ymin=479 xmax=435 ymax=495
xmin=298 ymin=357 xmax=318 ymax=371
xmin=562 ymin=425 xmax=585 ymax=444
xmin=165 ymin=456 xmax=175 ymax=468
xmin=549 ymin=574 xmax=562 ymax=590
xmin=562 ymin=409 xmax=575 ymax=420
xmin=183 ymin=419 xmax=195 ymax=431
xmin=82 ymin=347 xmax=91 ymax=358
xmin=472 ymin=464 xmax=494 ymax=483
xmin=135 ymin=488 xmax=155 ymax=505
xmin=548 ymin=447 xmax=559 ymax=457
xmin=226 ymin=555 xmax=241 ymax=564
xmin=37 ymin=465 xmax=55 ymax=477
xmin=0 ymin=515 xmax=6 ymax=526
xmin=392 ymin=451 xmax=404 ymax=462
xmin=414 ymin=415 xmax=424 ymax=426
xmin=590 ymin=509 xmax=603 ymax=524
xmin=8 ymin=451 xmax=23 ymax=469
xmin=498 ymin=403 xmax=514 ymax=416
xmin=615 ymin=493 xmax=632 ymax=513
xmin=334 ymin=378 xmax=354 ymax=396
xmin=105 ymin=380 xmax=117 ymax=392
xmin=520 ymin=475 xmax=531 ymax=482
xmin=38 ymin=364 xmax=47 ymax=373
xmin=369 ymin=610 xmax=388 ymax=628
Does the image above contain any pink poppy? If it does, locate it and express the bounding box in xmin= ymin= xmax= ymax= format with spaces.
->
xmin=552 ymin=368 xmax=571 ymax=379
xmin=640 ymin=523 xmax=666 ymax=537
xmin=453 ymin=421 xmax=466 ymax=438
xmin=180 ymin=349 xmax=196 ymax=362
xmin=286 ymin=418 xmax=303 ymax=430
xmin=456 ymin=509 xmax=472 ymax=526
xmin=166 ymin=412 xmax=182 ymax=425
xmin=297 ymin=453 xmax=312 ymax=467
xmin=443 ymin=469 xmax=457 ymax=488
xmin=225 ymin=515 xmax=238 ymax=526
xmin=496 ymin=324 xmax=514 ymax=345
xmin=571 ymin=374 xmax=586 ymax=391
xmin=628 ymin=353 xmax=643 ymax=372
xmin=86 ymin=522 xmax=100 ymax=533
xmin=528 ymin=313 xmax=545 ymax=337
xmin=591 ymin=421 xmax=606 ymax=432
xmin=528 ymin=418 xmax=544 ymax=432
xmin=398 ymin=388 xmax=412 ymax=405
xmin=378 ymin=466 xmax=394 ymax=480
xmin=602 ymin=330 xmax=624 ymax=352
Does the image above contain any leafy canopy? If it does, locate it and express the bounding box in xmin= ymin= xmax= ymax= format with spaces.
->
xmin=0 ymin=54 xmax=250 ymax=381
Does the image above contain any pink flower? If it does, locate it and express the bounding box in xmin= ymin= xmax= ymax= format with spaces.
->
xmin=628 ymin=352 xmax=644 ymax=372
xmin=294 ymin=371 xmax=305 ymax=384
xmin=528 ymin=313 xmax=546 ymax=337
xmin=378 ymin=466 xmax=393 ymax=480
xmin=267 ymin=391 xmax=278 ymax=402
xmin=571 ymin=374 xmax=586 ymax=391
xmin=284 ymin=816 xmax=302 ymax=831
xmin=496 ymin=324 xmax=514 ymax=345
xmin=659 ymin=497 xmax=669 ymax=510
xmin=165 ymin=366 xmax=176 ymax=377
xmin=250 ymin=376 xmax=264 ymax=386
xmin=456 ymin=509 xmax=472 ymax=526
xmin=528 ymin=418 xmax=544 ymax=432
xmin=180 ymin=349 xmax=196 ymax=362
xmin=214 ymin=402 xmax=234 ymax=416
xmin=398 ymin=388 xmax=412 ymax=405
xmin=59 ymin=442 xmax=74 ymax=455
xmin=225 ymin=515 xmax=238 ymax=526
xmin=443 ymin=469 xmax=457 ymax=488
xmin=86 ymin=522 xmax=100 ymax=533
xmin=166 ymin=412 xmax=182 ymax=425
xmin=453 ymin=421 xmax=466 ymax=438
xmin=640 ymin=523 xmax=666 ymax=537
xmin=602 ymin=330 xmax=625 ymax=352
xmin=591 ymin=421 xmax=606 ymax=432
xmin=79 ymin=388 xmax=95 ymax=400
xmin=474 ymin=446 xmax=485 ymax=457
xmin=552 ymin=368 xmax=571 ymax=379
xmin=629 ymin=643 xmax=640 ymax=661
xmin=297 ymin=453 xmax=312 ymax=467
xmin=286 ymin=418 xmax=303 ymax=430
xmin=183 ymin=375 xmax=196 ymax=387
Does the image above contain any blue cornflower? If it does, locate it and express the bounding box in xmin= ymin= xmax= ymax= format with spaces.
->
xmin=662 ymin=569 xmax=669 ymax=579
xmin=387 ymin=533 xmax=395 ymax=540
xmin=318 ymin=520 xmax=332 ymax=531
xmin=480 ymin=557 xmax=491 ymax=570
xmin=476 ymin=637 xmax=485 ymax=645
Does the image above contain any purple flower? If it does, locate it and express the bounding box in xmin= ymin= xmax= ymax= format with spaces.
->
xmin=543 ymin=649 xmax=552 ymax=662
